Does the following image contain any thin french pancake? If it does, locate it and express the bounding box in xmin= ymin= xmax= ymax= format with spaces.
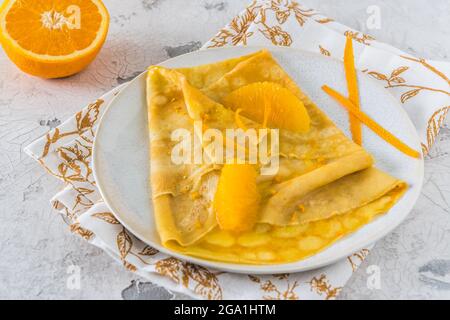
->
xmin=147 ymin=50 xmax=408 ymax=264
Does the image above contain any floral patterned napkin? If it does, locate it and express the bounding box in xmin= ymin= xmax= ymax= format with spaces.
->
xmin=25 ymin=0 xmax=450 ymax=300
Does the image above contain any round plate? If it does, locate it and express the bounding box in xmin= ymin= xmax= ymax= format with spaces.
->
xmin=93 ymin=46 xmax=424 ymax=274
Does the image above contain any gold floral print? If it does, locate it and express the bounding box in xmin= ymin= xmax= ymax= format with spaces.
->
xmin=421 ymin=144 xmax=428 ymax=156
xmin=390 ymin=57 xmax=449 ymax=155
xmin=367 ymin=58 xmax=449 ymax=154
xmin=117 ymin=227 xmax=133 ymax=260
xmin=46 ymin=138 xmax=98 ymax=213
xmin=184 ymin=263 xmax=223 ymax=300
xmin=36 ymin=100 xmax=105 ymax=218
xmin=41 ymin=99 xmax=103 ymax=158
xmin=401 ymin=55 xmax=450 ymax=87
xmin=273 ymin=273 xmax=289 ymax=280
xmin=290 ymin=2 xmax=316 ymax=26
xmin=139 ymin=246 xmax=159 ymax=256
xmin=319 ymin=45 xmax=331 ymax=57
xmin=52 ymin=200 xmax=61 ymax=210
xmin=92 ymin=212 xmax=120 ymax=224
xmin=260 ymin=25 xmax=292 ymax=46
xmin=72 ymin=187 xmax=95 ymax=211
xmin=123 ymin=261 xmax=137 ymax=272
xmin=34 ymin=99 xmax=107 ymax=223
xmin=315 ymin=17 xmax=333 ymax=24
xmin=59 ymin=206 xmax=77 ymax=224
xmin=368 ymin=65 xmax=450 ymax=103
xmin=116 ymin=227 xmax=155 ymax=266
xmin=57 ymin=140 xmax=94 ymax=184
xmin=228 ymin=9 xmax=257 ymax=45
xmin=155 ymin=258 xmax=181 ymax=282
xmin=347 ymin=249 xmax=370 ymax=272
xmin=208 ymin=0 xmax=317 ymax=48
xmin=270 ymin=0 xmax=291 ymax=24
xmin=344 ymin=30 xmax=375 ymax=45
xmin=155 ymin=258 xmax=223 ymax=300
xmin=256 ymin=1 xmax=316 ymax=46
xmin=270 ymin=0 xmax=316 ymax=25
xmin=249 ymin=274 xmax=299 ymax=300
xmin=422 ymin=106 xmax=450 ymax=155
xmin=208 ymin=1 xmax=260 ymax=47
xmin=309 ymin=274 xmax=341 ymax=300
xmin=70 ymin=223 xmax=94 ymax=240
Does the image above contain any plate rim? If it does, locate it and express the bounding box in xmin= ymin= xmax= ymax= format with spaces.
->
xmin=92 ymin=45 xmax=424 ymax=274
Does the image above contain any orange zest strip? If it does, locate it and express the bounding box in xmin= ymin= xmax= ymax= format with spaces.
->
xmin=344 ymin=36 xmax=362 ymax=145
xmin=322 ymin=85 xmax=421 ymax=159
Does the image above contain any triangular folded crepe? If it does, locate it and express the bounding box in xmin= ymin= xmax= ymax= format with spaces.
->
xmin=146 ymin=50 xmax=407 ymax=264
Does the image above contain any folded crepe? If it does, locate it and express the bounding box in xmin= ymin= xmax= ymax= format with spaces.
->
xmin=146 ymin=50 xmax=407 ymax=264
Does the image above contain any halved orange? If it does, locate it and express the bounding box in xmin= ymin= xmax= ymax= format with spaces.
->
xmin=223 ymin=82 xmax=311 ymax=133
xmin=0 ymin=0 xmax=109 ymax=78
xmin=214 ymin=164 xmax=261 ymax=233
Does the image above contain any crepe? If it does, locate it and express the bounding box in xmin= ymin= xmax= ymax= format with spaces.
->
xmin=146 ymin=50 xmax=407 ymax=264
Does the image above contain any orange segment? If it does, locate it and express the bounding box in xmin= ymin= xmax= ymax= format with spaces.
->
xmin=214 ymin=164 xmax=261 ymax=233
xmin=223 ymin=82 xmax=311 ymax=133
xmin=0 ymin=0 xmax=109 ymax=78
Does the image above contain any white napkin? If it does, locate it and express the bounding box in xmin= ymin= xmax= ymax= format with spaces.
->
xmin=25 ymin=0 xmax=450 ymax=300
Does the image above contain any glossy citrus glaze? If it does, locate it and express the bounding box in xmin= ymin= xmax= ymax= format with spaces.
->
xmin=169 ymin=186 xmax=405 ymax=264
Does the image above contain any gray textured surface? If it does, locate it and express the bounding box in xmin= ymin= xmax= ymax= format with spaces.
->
xmin=0 ymin=0 xmax=449 ymax=300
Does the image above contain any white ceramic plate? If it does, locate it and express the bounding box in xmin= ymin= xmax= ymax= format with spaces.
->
xmin=93 ymin=46 xmax=424 ymax=274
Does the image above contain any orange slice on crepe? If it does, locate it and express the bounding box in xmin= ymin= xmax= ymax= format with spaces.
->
xmin=214 ymin=164 xmax=261 ymax=233
xmin=224 ymin=82 xmax=311 ymax=133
